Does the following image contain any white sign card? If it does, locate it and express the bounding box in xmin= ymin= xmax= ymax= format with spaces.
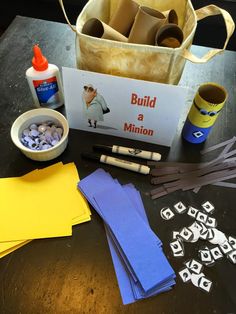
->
xmin=62 ymin=68 xmax=188 ymax=147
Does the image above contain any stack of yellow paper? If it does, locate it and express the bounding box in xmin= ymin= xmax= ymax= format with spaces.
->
xmin=0 ymin=162 xmax=91 ymax=258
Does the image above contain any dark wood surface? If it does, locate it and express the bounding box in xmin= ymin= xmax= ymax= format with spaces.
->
xmin=0 ymin=16 xmax=236 ymax=314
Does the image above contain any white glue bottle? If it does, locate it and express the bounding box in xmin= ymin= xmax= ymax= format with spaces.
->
xmin=26 ymin=45 xmax=64 ymax=109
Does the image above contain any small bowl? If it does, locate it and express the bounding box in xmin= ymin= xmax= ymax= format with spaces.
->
xmin=10 ymin=108 xmax=69 ymax=161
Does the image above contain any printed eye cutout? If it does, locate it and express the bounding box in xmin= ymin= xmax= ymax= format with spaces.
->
xmin=228 ymin=236 xmax=236 ymax=249
xmin=170 ymin=239 xmax=184 ymax=257
xmin=196 ymin=211 xmax=208 ymax=224
xmin=201 ymin=201 xmax=215 ymax=214
xmin=198 ymin=277 xmax=213 ymax=293
xmin=187 ymin=259 xmax=203 ymax=274
xmin=219 ymin=241 xmax=233 ymax=254
xmin=173 ymin=201 xmax=187 ymax=214
xmin=178 ymin=268 xmax=191 ymax=283
xmin=179 ymin=227 xmax=194 ymax=242
xmin=206 ymin=217 xmax=217 ymax=228
xmin=198 ymin=247 xmax=214 ymax=265
xmin=210 ymin=247 xmax=223 ymax=261
xmin=160 ymin=207 xmax=175 ymax=220
xmin=227 ymin=250 xmax=236 ymax=264
xmin=187 ymin=206 xmax=199 ymax=218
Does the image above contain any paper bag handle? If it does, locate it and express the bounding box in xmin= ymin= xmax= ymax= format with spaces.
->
xmin=58 ymin=0 xmax=77 ymax=32
xmin=182 ymin=5 xmax=235 ymax=63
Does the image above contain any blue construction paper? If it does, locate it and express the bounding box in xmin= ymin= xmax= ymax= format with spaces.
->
xmin=78 ymin=169 xmax=138 ymax=281
xmin=105 ymin=225 xmax=136 ymax=304
xmin=78 ymin=169 xmax=175 ymax=302
xmin=106 ymin=226 xmax=174 ymax=303
xmin=105 ymin=185 xmax=174 ymax=304
xmin=78 ymin=169 xmax=162 ymax=275
xmin=93 ymin=183 xmax=175 ymax=292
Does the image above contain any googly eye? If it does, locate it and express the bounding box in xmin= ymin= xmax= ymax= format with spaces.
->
xmin=200 ymin=109 xmax=208 ymax=115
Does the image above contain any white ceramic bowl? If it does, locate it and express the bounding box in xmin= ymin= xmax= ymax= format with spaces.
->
xmin=10 ymin=108 xmax=69 ymax=161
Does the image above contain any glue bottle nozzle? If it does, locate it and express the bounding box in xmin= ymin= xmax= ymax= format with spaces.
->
xmin=32 ymin=45 xmax=48 ymax=71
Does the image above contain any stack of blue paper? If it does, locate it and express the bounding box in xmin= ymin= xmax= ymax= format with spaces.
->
xmin=78 ymin=169 xmax=176 ymax=304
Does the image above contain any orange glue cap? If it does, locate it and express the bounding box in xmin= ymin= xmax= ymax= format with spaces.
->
xmin=32 ymin=45 xmax=48 ymax=71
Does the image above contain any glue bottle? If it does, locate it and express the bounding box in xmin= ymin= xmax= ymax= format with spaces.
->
xmin=26 ymin=45 xmax=64 ymax=109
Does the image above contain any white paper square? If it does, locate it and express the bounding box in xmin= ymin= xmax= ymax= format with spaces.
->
xmin=227 ymin=250 xmax=236 ymax=264
xmin=199 ymin=248 xmax=212 ymax=263
xmin=210 ymin=246 xmax=223 ymax=260
xmin=198 ymin=277 xmax=212 ymax=293
xmin=228 ymin=236 xmax=236 ymax=249
xmin=179 ymin=268 xmax=191 ymax=283
xmin=174 ymin=201 xmax=187 ymax=214
xmin=160 ymin=207 xmax=175 ymax=220
xmin=179 ymin=227 xmax=193 ymax=242
xmin=170 ymin=240 xmax=183 ymax=255
xmin=206 ymin=217 xmax=217 ymax=228
xmin=187 ymin=206 xmax=199 ymax=218
xmin=188 ymin=259 xmax=203 ymax=274
xmin=220 ymin=241 xmax=233 ymax=254
xmin=201 ymin=201 xmax=215 ymax=214
xmin=196 ymin=211 xmax=208 ymax=224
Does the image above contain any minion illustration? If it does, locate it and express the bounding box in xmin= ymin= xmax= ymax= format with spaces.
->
xmin=182 ymin=83 xmax=227 ymax=143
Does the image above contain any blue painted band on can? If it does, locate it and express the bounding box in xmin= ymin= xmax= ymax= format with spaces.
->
xmin=182 ymin=118 xmax=212 ymax=144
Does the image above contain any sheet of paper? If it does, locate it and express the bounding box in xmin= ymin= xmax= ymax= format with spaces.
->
xmin=0 ymin=240 xmax=31 ymax=259
xmin=105 ymin=185 xmax=173 ymax=304
xmin=0 ymin=162 xmax=90 ymax=241
xmin=93 ymin=184 xmax=175 ymax=292
xmin=78 ymin=168 xmax=175 ymax=296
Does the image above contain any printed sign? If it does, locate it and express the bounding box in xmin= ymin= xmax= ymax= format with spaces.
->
xmin=62 ymin=68 xmax=188 ymax=147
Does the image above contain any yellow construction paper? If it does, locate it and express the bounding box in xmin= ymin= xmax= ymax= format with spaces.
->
xmin=0 ymin=162 xmax=91 ymax=243
xmin=61 ymin=162 xmax=91 ymax=221
xmin=0 ymin=240 xmax=31 ymax=259
xmin=0 ymin=163 xmax=73 ymax=241
xmin=0 ymin=239 xmax=30 ymax=253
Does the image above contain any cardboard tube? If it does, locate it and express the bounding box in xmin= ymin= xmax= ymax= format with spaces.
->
xmin=155 ymin=23 xmax=183 ymax=48
xmin=162 ymin=9 xmax=178 ymax=25
xmin=128 ymin=6 xmax=167 ymax=45
xmin=108 ymin=0 xmax=139 ymax=36
xmin=182 ymin=83 xmax=228 ymax=144
xmin=82 ymin=18 xmax=128 ymax=42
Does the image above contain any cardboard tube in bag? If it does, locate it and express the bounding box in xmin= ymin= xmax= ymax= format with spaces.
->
xmin=128 ymin=6 xmax=167 ymax=45
xmin=109 ymin=0 xmax=139 ymax=36
xmin=82 ymin=18 xmax=128 ymax=42
xmin=155 ymin=23 xmax=183 ymax=48
xmin=162 ymin=9 xmax=178 ymax=25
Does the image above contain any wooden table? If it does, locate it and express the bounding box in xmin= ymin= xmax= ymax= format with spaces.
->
xmin=0 ymin=16 xmax=236 ymax=314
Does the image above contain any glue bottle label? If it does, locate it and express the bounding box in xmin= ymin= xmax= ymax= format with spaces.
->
xmin=33 ymin=77 xmax=60 ymax=107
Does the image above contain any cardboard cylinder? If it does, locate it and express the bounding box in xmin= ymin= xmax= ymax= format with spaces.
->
xmin=108 ymin=0 xmax=139 ymax=36
xmin=82 ymin=18 xmax=128 ymax=42
xmin=128 ymin=6 xmax=167 ymax=45
xmin=155 ymin=23 xmax=183 ymax=48
xmin=162 ymin=9 xmax=178 ymax=25
xmin=182 ymin=82 xmax=228 ymax=143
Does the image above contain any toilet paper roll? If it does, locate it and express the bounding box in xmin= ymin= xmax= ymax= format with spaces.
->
xmin=109 ymin=0 xmax=139 ymax=36
xmin=82 ymin=18 xmax=128 ymax=42
xmin=155 ymin=23 xmax=183 ymax=48
xmin=128 ymin=6 xmax=167 ymax=45
xmin=162 ymin=9 xmax=178 ymax=25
